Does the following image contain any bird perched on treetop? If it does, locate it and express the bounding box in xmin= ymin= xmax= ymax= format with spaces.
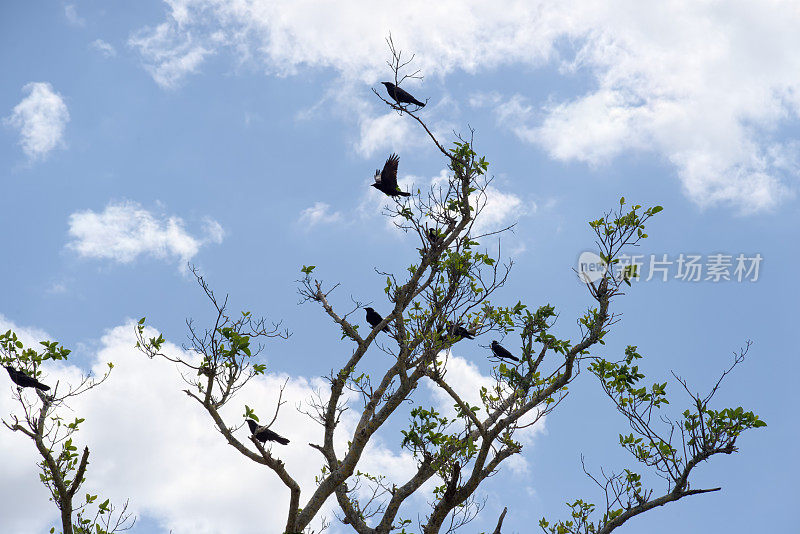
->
xmin=490 ymin=341 xmax=520 ymax=362
xmin=3 ymin=365 xmax=50 ymax=391
xmin=365 ymin=307 xmax=389 ymax=332
xmin=381 ymin=81 xmax=425 ymax=107
xmin=246 ymin=419 xmax=290 ymax=445
xmin=372 ymin=153 xmax=411 ymax=197
xmin=427 ymin=228 xmax=439 ymax=243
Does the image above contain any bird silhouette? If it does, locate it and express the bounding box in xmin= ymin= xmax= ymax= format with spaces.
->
xmin=490 ymin=341 xmax=519 ymax=362
xmin=447 ymin=323 xmax=475 ymax=341
xmin=381 ymin=82 xmax=425 ymax=107
xmin=246 ymin=419 xmax=290 ymax=445
xmin=3 ymin=365 xmax=50 ymax=391
xmin=372 ymin=153 xmax=410 ymax=197
xmin=427 ymin=228 xmax=439 ymax=243
xmin=365 ymin=307 xmax=390 ymax=332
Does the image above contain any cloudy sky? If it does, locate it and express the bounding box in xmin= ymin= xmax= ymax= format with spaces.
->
xmin=1 ymin=1 xmax=798 ymax=533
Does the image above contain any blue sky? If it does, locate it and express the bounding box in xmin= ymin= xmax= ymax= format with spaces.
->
xmin=1 ymin=1 xmax=798 ymax=533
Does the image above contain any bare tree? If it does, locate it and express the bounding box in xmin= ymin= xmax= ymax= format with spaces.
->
xmin=1 ymin=331 xmax=134 ymax=534
xmin=135 ymin=40 xmax=764 ymax=534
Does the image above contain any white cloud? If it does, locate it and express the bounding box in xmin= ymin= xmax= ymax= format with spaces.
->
xmin=298 ymin=201 xmax=342 ymax=228
xmin=66 ymin=201 xmax=224 ymax=265
xmin=475 ymin=3 xmax=800 ymax=212
xmin=472 ymin=185 xmax=530 ymax=236
xmin=354 ymin=101 xmax=458 ymax=159
xmin=0 ymin=314 xmax=52 ymax=351
xmin=131 ymin=1 xmax=800 ymax=212
xmin=128 ymin=23 xmax=214 ymax=89
xmin=470 ymin=91 xmax=538 ymax=144
xmin=5 ymin=82 xmax=70 ymax=160
xmin=128 ymin=1 xmax=560 ymax=87
xmin=201 ymin=217 xmax=226 ymax=243
xmin=46 ymin=281 xmax=69 ymax=295
xmin=64 ymin=4 xmax=85 ymax=26
xmin=356 ymin=110 xmax=417 ymax=158
xmin=90 ymin=39 xmax=117 ymax=57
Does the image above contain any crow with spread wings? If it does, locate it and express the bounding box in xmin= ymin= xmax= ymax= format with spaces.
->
xmin=372 ymin=153 xmax=411 ymax=197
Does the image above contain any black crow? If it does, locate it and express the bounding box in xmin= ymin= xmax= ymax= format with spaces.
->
xmin=381 ymin=82 xmax=425 ymax=107
xmin=427 ymin=228 xmax=438 ymax=242
xmin=365 ymin=307 xmax=389 ymax=332
xmin=3 ymin=365 xmax=50 ymax=391
xmin=372 ymin=153 xmax=411 ymax=197
xmin=246 ymin=419 xmax=290 ymax=445
xmin=490 ymin=341 xmax=519 ymax=362
xmin=448 ymin=323 xmax=475 ymax=341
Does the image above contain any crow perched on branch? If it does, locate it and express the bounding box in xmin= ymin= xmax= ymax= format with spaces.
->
xmin=372 ymin=153 xmax=411 ymax=197
xmin=365 ymin=307 xmax=390 ymax=332
xmin=447 ymin=323 xmax=475 ymax=341
xmin=246 ymin=419 xmax=290 ymax=445
xmin=490 ymin=341 xmax=520 ymax=362
xmin=427 ymin=228 xmax=439 ymax=243
xmin=3 ymin=365 xmax=50 ymax=391
xmin=381 ymin=82 xmax=425 ymax=107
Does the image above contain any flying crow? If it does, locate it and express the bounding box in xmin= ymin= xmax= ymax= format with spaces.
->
xmin=365 ymin=307 xmax=390 ymax=332
xmin=381 ymin=82 xmax=425 ymax=107
xmin=3 ymin=365 xmax=50 ymax=391
xmin=246 ymin=419 xmax=290 ymax=445
xmin=490 ymin=341 xmax=520 ymax=362
xmin=448 ymin=323 xmax=475 ymax=341
xmin=372 ymin=153 xmax=411 ymax=197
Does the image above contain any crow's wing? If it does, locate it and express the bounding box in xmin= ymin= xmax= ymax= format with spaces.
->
xmin=381 ymin=154 xmax=400 ymax=189
xmin=262 ymin=428 xmax=290 ymax=445
xmin=7 ymin=367 xmax=48 ymax=390
xmin=396 ymin=86 xmax=417 ymax=103
xmin=492 ymin=342 xmax=518 ymax=361
xmin=395 ymin=86 xmax=424 ymax=107
xmin=455 ymin=326 xmax=475 ymax=340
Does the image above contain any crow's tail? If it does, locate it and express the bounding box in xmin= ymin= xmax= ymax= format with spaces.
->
xmin=413 ymin=100 xmax=425 ymax=107
xmin=275 ymin=435 xmax=290 ymax=445
xmin=399 ymin=191 xmax=411 ymax=197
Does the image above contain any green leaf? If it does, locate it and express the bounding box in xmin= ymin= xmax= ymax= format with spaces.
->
xmin=244 ymin=405 xmax=259 ymax=422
